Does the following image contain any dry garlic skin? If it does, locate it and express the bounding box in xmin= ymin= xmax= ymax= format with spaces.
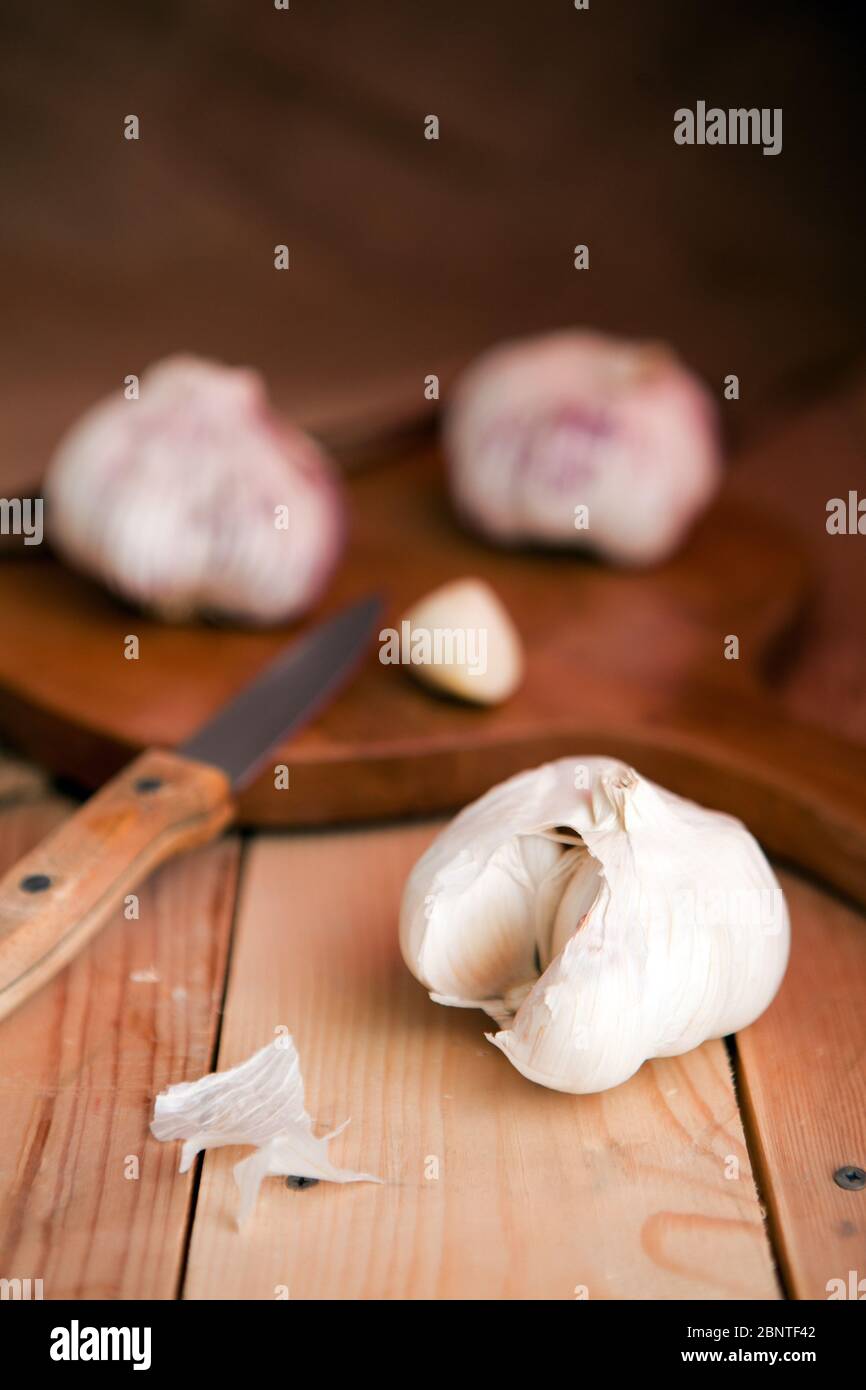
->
xmin=46 ymin=356 xmax=344 ymax=625
xmin=151 ymin=1039 xmax=380 ymax=1227
xmin=400 ymin=758 xmax=789 ymax=1094
xmin=445 ymin=331 xmax=720 ymax=566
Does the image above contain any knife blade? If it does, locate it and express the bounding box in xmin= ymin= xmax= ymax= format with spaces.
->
xmin=181 ymin=592 xmax=383 ymax=788
xmin=0 ymin=594 xmax=383 ymax=1023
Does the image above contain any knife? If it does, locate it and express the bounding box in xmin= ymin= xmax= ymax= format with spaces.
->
xmin=0 ymin=594 xmax=382 ymax=1023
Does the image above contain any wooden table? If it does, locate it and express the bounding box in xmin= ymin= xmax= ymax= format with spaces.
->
xmin=1 ymin=384 xmax=864 ymax=1300
xmin=0 ymin=790 xmax=863 ymax=1300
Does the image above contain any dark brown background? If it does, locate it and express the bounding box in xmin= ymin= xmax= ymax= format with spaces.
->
xmin=0 ymin=1 xmax=864 ymax=736
xmin=0 ymin=0 xmax=863 ymax=471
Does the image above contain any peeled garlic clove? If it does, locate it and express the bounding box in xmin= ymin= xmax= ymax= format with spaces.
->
xmin=398 ymin=577 xmax=523 ymax=705
xmin=400 ymin=758 xmax=789 ymax=1094
xmin=445 ymin=331 xmax=720 ymax=566
xmin=45 ymin=355 xmax=344 ymax=624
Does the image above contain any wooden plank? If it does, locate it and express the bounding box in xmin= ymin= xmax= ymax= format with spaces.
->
xmin=182 ymin=824 xmax=779 ymax=1300
xmin=0 ymin=796 xmax=239 ymax=1299
xmin=737 ymin=869 xmax=866 ymax=1300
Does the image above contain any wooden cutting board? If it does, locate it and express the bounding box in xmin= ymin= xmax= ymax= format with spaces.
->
xmin=2 ymin=443 xmax=866 ymax=908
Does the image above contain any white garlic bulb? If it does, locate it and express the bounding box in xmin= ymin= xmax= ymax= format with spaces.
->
xmin=400 ymin=758 xmax=789 ymax=1094
xmin=46 ymin=356 xmax=344 ymax=624
xmin=445 ymin=331 xmax=721 ymax=566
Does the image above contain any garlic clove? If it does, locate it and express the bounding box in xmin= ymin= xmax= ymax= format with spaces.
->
xmin=445 ymin=330 xmax=720 ymax=566
xmin=400 ymin=758 xmax=789 ymax=1094
xmin=398 ymin=577 xmax=523 ymax=705
xmin=416 ymin=832 xmax=569 ymax=1022
xmin=539 ymin=841 xmax=601 ymax=969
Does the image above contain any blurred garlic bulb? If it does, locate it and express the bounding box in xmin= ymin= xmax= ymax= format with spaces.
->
xmin=46 ymin=356 xmax=344 ymax=624
xmin=445 ymin=331 xmax=720 ymax=565
xmin=400 ymin=757 xmax=788 ymax=1094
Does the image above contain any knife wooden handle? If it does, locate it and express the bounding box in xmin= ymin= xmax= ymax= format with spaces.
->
xmin=0 ymin=748 xmax=234 ymax=1022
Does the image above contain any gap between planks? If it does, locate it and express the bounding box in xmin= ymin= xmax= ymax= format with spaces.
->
xmin=735 ymin=872 xmax=866 ymax=1300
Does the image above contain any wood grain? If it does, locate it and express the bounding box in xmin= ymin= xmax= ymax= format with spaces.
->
xmin=737 ymin=870 xmax=866 ymax=1301
xmin=0 ymin=796 xmax=239 ymax=1298
xmin=181 ymin=825 xmax=778 ymax=1301
xmin=0 ymin=749 xmax=233 ymax=1023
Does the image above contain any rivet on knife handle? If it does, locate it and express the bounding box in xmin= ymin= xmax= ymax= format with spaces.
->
xmin=0 ymin=749 xmax=233 ymax=1022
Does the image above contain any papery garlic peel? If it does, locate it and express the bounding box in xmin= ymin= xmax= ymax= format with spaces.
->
xmin=445 ymin=330 xmax=720 ymax=566
xmin=151 ymin=1039 xmax=380 ymax=1226
xmin=400 ymin=758 xmax=789 ymax=1094
xmin=46 ymin=356 xmax=344 ymax=624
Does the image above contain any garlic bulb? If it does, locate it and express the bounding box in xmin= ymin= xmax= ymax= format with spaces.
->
xmin=445 ymin=331 xmax=720 ymax=566
xmin=400 ymin=758 xmax=789 ymax=1094
xmin=46 ymin=356 xmax=344 ymax=624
